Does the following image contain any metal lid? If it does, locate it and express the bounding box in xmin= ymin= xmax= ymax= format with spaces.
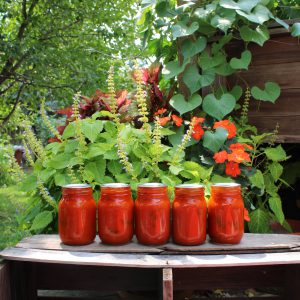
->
xmin=175 ymin=184 xmax=204 ymax=189
xmin=211 ymin=183 xmax=240 ymax=187
xmin=101 ymin=183 xmax=129 ymax=188
xmin=138 ymin=183 xmax=166 ymax=188
xmin=62 ymin=184 xmax=91 ymax=189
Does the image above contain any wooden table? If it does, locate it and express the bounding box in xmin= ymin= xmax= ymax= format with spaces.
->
xmin=1 ymin=234 xmax=300 ymax=300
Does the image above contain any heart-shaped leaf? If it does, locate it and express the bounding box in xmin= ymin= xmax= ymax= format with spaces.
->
xmin=231 ymin=85 xmax=243 ymax=101
xmin=220 ymin=0 xmax=260 ymax=13
xmin=182 ymin=36 xmax=207 ymax=59
xmin=236 ymin=5 xmax=271 ymax=25
xmin=291 ymin=23 xmax=300 ymax=37
xmin=170 ymin=93 xmax=202 ymax=115
xmin=251 ymin=82 xmax=281 ymax=103
xmin=198 ymin=51 xmax=225 ymax=70
xmin=203 ymin=93 xmax=236 ymax=120
xmin=183 ymin=65 xmax=215 ymax=94
xmin=203 ymin=127 xmax=228 ymax=152
xmin=81 ymin=119 xmax=103 ymax=143
xmin=210 ymin=9 xmax=236 ymax=33
xmin=240 ymin=25 xmax=269 ymax=46
xmin=162 ymin=59 xmax=189 ymax=80
xmin=172 ymin=21 xmax=199 ymax=39
xmin=230 ymin=50 xmax=252 ymax=70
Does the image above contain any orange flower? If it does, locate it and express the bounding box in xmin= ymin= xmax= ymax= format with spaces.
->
xmin=225 ymin=162 xmax=241 ymax=177
xmin=192 ymin=123 xmax=204 ymax=140
xmin=171 ymin=115 xmax=183 ymax=127
xmin=213 ymin=151 xmax=228 ymax=164
xmin=159 ymin=116 xmax=171 ymax=126
xmin=213 ymin=120 xmax=237 ymax=139
xmin=244 ymin=208 xmax=251 ymax=222
xmin=154 ymin=108 xmax=167 ymax=116
xmin=192 ymin=116 xmax=205 ymax=125
xmin=228 ymin=149 xmax=251 ymax=163
xmin=229 ymin=143 xmax=253 ymax=151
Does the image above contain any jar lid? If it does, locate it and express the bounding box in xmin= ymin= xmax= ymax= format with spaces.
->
xmin=101 ymin=183 xmax=129 ymax=188
xmin=62 ymin=184 xmax=91 ymax=189
xmin=176 ymin=184 xmax=204 ymax=189
xmin=138 ymin=183 xmax=166 ymax=188
xmin=211 ymin=183 xmax=240 ymax=187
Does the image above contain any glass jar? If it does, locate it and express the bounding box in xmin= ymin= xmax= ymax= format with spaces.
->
xmin=173 ymin=184 xmax=207 ymax=245
xmin=135 ymin=183 xmax=170 ymax=245
xmin=208 ymin=183 xmax=244 ymax=244
xmin=98 ymin=183 xmax=134 ymax=245
xmin=59 ymin=184 xmax=96 ymax=245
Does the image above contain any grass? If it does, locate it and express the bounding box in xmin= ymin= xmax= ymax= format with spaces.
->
xmin=0 ymin=186 xmax=31 ymax=250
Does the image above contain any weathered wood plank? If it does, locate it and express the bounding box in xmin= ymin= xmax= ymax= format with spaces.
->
xmin=173 ymin=265 xmax=284 ymax=290
xmin=0 ymin=263 xmax=11 ymax=300
xmin=2 ymin=247 xmax=300 ymax=268
xmin=161 ymin=268 xmax=173 ymax=300
xmin=36 ymin=264 xmax=158 ymax=291
xmin=14 ymin=234 xmax=300 ymax=255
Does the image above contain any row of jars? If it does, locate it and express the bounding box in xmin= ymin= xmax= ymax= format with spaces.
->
xmin=58 ymin=182 xmax=245 ymax=246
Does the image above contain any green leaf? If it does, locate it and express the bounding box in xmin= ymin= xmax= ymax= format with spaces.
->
xmin=169 ymin=165 xmax=184 ymax=175
xmin=85 ymin=157 xmax=106 ymax=183
xmin=181 ymin=36 xmax=207 ymax=59
xmin=236 ymin=5 xmax=271 ymax=25
xmin=31 ymin=211 xmax=53 ymax=231
xmin=20 ymin=174 xmax=38 ymax=192
xmin=81 ymin=119 xmax=103 ymax=143
xmin=229 ymin=50 xmax=252 ymax=70
xmin=231 ymin=85 xmax=243 ymax=101
xmin=64 ymin=140 xmax=79 ymax=153
xmin=214 ymin=63 xmax=235 ymax=76
xmin=107 ymin=160 xmax=123 ymax=175
xmin=211 ymin=174 xmax=234 ymax=183
xmin=162 ymin=59 xmax=189 ymax=80
xmin=269 ymin=196 xmax=284 ymax=225
xmin=62 ymin=122 xmax=76 ymax=139
xmin=161 ymin=175 xmax=176 ymax=187
xmin=171 ymin=21 xmax=199 ymax=39
xmin=212 ymin=34 xmax=233 ymax=54
xmin=183 ymin=66 xmax=215 ymax=94
xmin=203 ymin=127 xmax=228 ymax=153
xmin=220 ymin=0 xmax=260 ymax=13
xmin=104 ymin=121 xmax=117 ymax=135
xmin=86 ymin=143 xmax=113 ymax=159
xmin=210 ymin=9 xmax=236 ymax=33
xmin=249 ymin=209 xmax=271 ymax=233
xmin=183 ymin=161 xmax=213 ymax=180
xmin=203 ymin=93 xmax=236 ymax=120
xmin=168 ymin=125 xmax=198 ymax=147
xmin=198 ymin=51 xmax=225 ymax=71
xmin=264 ymin=145 xmax=287 ymax=162
xmin=54 ymin=173 xmax=71 ymax=186
xmin=251 ymin=82 xmax=281 ymax=103
xmin=240 ymin=25 xmax=269 ymax=46
xmin=170 ymin=93 xmax=202 ymax=115
xmin=46 ymin=153 xmax=72 ymax=169
xmin=291 ymin=23 xmax=300 ymax=37
xmin=194 ymin=3 xmax=217 ymax=19
xmin=92 ymin=110 xmax=113 ymax=120
xmin=249 ymin=169 xmax=265 ymax=190
xmin=269 ymin=162 xmax=283 ymax=182
xmin=40 ymin=169 xmax=56 ymax=182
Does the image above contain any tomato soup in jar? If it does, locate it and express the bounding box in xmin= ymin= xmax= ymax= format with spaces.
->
xmin=98 ymin=183 xmax=134 ymax=245
xmin=208 ymin=183 xmax=244 ymax=244
xmin=135 ymin=183 xmax=170 ymax=245
xmin=59 ymin=184 xmax=96 ymax=245
xmin=173 ymin=184 xmax=207 ymax=245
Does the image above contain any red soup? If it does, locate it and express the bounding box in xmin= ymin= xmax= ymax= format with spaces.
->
xmin=135 ymin=183 xmax=170 ymax=245
xmin=59 ymin=184 xmax=96 ymax=245
xmin=208 ymin=183 xmax=244 ymax=244
xmin=173 ymin=184 xmax=207 ymax=245
xmin=98 ymin=183 xmax=134 ymax=245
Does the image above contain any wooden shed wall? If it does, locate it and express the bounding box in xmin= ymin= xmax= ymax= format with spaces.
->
xmin=228 ymin=31 xmax=300 ymax=143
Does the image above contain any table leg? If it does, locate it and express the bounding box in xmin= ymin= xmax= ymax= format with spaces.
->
xmin=160 ymin=268 xmax=173 ymax=300
xmin=10 ymin=262 xmax=37 ymax=300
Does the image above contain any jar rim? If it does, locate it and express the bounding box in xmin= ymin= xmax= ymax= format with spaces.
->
xmin=211 ymin=183 xmax=240 ymax=188
xmin=138 ymin=183 xmax=166 ymax=188
xmin=101 ymin=183 xmax=129 ymax=188
xmin=62 ymin=184 xmax=91 ymax=189
xmin=176 ymin=184 xmax=204 ymax=189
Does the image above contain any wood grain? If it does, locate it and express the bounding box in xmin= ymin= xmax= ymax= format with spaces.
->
xmin=161 ymin=268 xmax=173 ymax=300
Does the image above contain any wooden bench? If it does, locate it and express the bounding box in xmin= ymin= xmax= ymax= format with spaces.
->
xmin=1 ymin=234 xmax=300 ymax=300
